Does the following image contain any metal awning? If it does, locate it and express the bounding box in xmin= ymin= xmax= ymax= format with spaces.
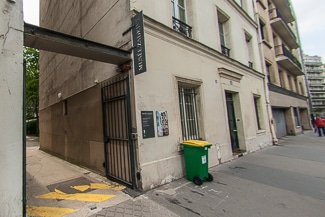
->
xmin=24 ymin=23 xmax=131 ymax=65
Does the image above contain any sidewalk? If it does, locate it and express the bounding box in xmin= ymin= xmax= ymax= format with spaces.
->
xmin=27 ymin=132 xmax=325 ymax=216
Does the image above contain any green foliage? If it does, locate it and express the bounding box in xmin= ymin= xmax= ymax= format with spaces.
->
xmin=24 ymin=47 xmax=39 ymax=135
xmin=26 ymin=119 xmax=39 ymax=135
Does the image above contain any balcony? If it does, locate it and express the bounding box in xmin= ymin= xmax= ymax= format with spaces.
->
xmin=221 ymin=45 xmax=231 ymax=57
xmin=306 ymin=67 xmax=324 ymax=73
xmin=272 ymin=0 xmax=295 ymax=23
xmin=275 ymin=45 xmax=303 ymax=76
xmin=172 ymin=17 xmax=192 ymax=38
xmin=248 ymin=61 xmax=253 ymax=69
xmin=269 ymin=8 xmax=299 ymax=49
xmin=307 ymin=74 xmax=325 ymax=79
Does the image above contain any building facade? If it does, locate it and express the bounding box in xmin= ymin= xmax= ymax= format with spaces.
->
xmin=256 ymin=0 xmax=311 ymax=138
xmin=304 ymin=55 xmax=325 ymax=116
xmin=39 ymin=0 xmax=275 ymax=190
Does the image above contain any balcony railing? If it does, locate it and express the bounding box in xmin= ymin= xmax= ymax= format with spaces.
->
xmin=271 ymin=8 xmax=297 ymax=41
xmin=221 ymin=45 xmax=231 ymax=57
xmin=277 ymin=45 xmax=302 ymax=69
xmin=172 ymin=17 xmax=192 ymax=38
xmin=306 ymin=67 xmax=324 ymax=72
xmin=248 ymin=61 xmax=253 ymax=69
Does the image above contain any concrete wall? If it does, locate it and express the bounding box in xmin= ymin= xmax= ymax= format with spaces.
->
xmin=39 ymin=0 xmax=131 ymax=173
xmin=0 ymin=0 xmax=24 ymax=216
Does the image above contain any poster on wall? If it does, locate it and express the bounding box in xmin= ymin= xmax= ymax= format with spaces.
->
xmin=141 ymin=111 xmax=155 ymax=139
xmin=156 ymin=111 xmax=169 ymax=137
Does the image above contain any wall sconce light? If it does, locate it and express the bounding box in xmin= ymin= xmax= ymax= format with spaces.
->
xmin=117 ymin=63 xmax=131 ymax=73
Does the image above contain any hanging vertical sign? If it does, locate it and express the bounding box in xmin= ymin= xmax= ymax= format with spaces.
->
xmin=131 ymin=11 xmax=147 ymax=75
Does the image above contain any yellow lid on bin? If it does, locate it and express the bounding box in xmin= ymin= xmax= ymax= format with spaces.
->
xmin=182 ymin=140 xmax=212 ymax=147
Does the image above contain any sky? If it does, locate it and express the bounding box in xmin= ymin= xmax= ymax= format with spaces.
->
xmin=23 ymin=0 xmax=325 ymax=61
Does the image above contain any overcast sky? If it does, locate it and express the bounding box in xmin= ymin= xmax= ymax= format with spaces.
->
xmin=23 ymin=0 xmax=325 ymax=62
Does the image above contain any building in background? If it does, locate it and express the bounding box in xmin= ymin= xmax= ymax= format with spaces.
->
xmin=39 ymin=0 xmax=274 ymax=191
xmin=256 ymin=0 xmax=311 ymax=138
xmin=304 ymin=55 xmax=325 ymax=116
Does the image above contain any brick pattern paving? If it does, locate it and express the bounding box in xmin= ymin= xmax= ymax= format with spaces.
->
xmin=90 ymin=198 xmax=180 ymax=217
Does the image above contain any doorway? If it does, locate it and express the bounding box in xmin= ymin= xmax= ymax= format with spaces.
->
xmin=225 ymin=92 xmax=240 ymax=151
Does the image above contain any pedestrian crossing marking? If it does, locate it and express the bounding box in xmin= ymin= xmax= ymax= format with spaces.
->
xmin=36 ymin=191 xmax=115 ymax=202
xmin=26 ymin=206 xmax=76 ymax=217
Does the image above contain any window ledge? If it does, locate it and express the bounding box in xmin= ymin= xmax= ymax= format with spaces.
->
xmin=257 ymin=129 xmax=266 ymax=134
xmin=262 ymin=40 xmax=273 ymax=49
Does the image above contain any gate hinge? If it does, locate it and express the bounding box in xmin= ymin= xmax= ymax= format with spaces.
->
xmin=104 ymin=137 xmax=110 ymax=143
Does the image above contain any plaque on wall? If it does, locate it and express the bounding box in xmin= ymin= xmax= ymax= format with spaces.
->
xmin=141 ymin=111 xmax=155 ymax=139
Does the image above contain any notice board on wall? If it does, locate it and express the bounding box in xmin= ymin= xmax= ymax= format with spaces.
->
xmin=141 ymin=111 xmax=155 ymax=139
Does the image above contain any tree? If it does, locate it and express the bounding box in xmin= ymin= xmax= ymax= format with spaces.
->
xmin=23 ymin=47 xmax=39 ymax=135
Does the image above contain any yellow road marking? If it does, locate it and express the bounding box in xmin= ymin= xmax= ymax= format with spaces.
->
xmin=90 ymin=183 xmax=126 ymax=191
xmin=71 ymin=185 xmax=90 ymax=192
xmin=36 ymin=192 xmax=115 ymax=202
xmin=55 ymin=189 xmax=66 ymax=194
xmin=26 ymin=206 xmax=76 ymax=217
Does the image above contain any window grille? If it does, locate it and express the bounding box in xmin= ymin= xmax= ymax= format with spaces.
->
xmin=178 ymin=86 xmax=200 ymax=141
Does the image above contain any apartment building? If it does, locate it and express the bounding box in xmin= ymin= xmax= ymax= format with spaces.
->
xmin=39 ymin=0 xmax=274 ymax=190
xmin=256 ymin=0 xmax=311 ymax=138
xmin=304 ymin=55 xmax=325 ymax=116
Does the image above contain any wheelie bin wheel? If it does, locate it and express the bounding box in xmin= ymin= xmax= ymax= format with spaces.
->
xmin=207 ymin=173 xmax=213 ymax=182
xmin=193 ymin=176 xmax=203 ymax=185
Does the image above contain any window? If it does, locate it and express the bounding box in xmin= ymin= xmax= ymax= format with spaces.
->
xmin=63 ymin=100 xmax=68 ymax=115
xmin=265 ymin=61 xmax=271 ymax=83
xmin=172 ymin=0 xmax=186 ymax=22
xmin=178 ymin=86 xmax=200 ymax=140
xmin=259 ymin=19 xmax=267 ymax=41
xmin=245 ymin=31 xmax=254 ymax=68
xmin=253 ymin=96 xmax=262 ymax=130
xmin=217 ymin=9 xmax=230 ymax=56
xmin=287 ymin=75 xmax=293 ymax=91
xmin=294 ymin=107 xmax=300 ymax=126
xmin=171 ymin=0 xmax=192 ymax=37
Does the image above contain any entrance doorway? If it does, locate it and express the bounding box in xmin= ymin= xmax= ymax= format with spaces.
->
xmin=225 ymin=92 xmax=240 ymax=151
xmin=101 ymin=73 xmax=137 ymax=189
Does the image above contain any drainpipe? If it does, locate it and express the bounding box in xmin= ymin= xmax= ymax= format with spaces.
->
xmin=254 ymin=2 xmax=278 ymax=145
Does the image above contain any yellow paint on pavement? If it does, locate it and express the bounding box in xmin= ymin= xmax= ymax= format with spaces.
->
xmin=26 ymin=206 xmax=76 ymax=217
xmin=36 ymin=191 xmax=115 ymax=202
xmin=55 ymin=189 xmax=66 ymax=194
xmin=90 ymin=183 xmax=126 ymax=190
xmin=71 ymin=184 xmax=90 ymax=192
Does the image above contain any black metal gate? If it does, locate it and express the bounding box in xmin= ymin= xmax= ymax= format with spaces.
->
xmin=101 ymin=73 xmax=136 ymax=189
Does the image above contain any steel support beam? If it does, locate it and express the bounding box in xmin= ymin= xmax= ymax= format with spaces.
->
xmin=24 ymin=23 xmax=131 ymax=65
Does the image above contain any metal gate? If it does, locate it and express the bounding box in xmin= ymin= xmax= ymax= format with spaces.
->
xmin=101 ymin=73 xmax=136 ymax=189
xmin=272 ymin=108 xmax=287 ymax=139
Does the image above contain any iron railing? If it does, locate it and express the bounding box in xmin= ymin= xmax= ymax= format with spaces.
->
xmin=270 ymin=8 xmax=297 ymax=41
xmin=221 ymin=45 xmax=231 ymax=57
xmin=275 ymin=45 xmax=302 ymax=69
xmin=178 ymin=87 xmax=200 ymax=141
xmin=248 ymin=61 xmax=254 ymax=69
xmin=172 ymin=17 xmax=192 ymax=38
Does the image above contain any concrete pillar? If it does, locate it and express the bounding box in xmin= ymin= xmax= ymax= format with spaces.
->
xmin=0 ymin=0 xmax=24 ymax=216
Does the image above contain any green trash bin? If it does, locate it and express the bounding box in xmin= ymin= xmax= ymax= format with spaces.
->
xmin=181 ymin=140 xmax=214 ymax=185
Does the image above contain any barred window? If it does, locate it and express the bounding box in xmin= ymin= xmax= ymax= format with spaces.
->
xmin=178 ymin=86 xmax=200 ymax=141
xmin=254 ymin=96 xmax=262 ymax=130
